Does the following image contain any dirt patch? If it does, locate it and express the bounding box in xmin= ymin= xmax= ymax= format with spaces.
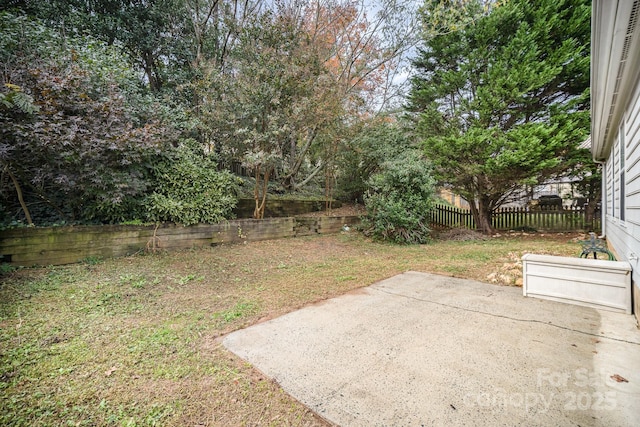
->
xmin=485 ymin=233 xmax=588 ymax=285
xmin=486 ymin=251 xmax=524 ymax=286
xmin=435 ymin=227 xmax=488 ymax=241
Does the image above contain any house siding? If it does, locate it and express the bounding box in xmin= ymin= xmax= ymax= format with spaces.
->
xmin=602 ymin=221 xmax=640 ymax=318
xmin=604 ymin=76 xmax=640 ymax=322
xmin=626 ymin=77 xmax=640 ymax=224
xmin=613 ymin=134 xmax=621 ymax=218
xmin=592 ymin=0 xmax=640 ymax=324
xmin=606 ymin=156 xmax=614 ymax=216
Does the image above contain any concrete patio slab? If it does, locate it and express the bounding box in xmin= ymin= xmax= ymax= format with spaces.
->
xmin=223 ymin=271 xmax=640 ymax=426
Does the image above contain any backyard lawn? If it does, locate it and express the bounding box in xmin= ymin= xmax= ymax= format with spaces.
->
xmin=1 ymin=231 xmax=583 ymax=426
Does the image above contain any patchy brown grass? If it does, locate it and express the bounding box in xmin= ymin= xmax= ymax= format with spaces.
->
xmin=0 ymin=231 xmax=583 ymax=426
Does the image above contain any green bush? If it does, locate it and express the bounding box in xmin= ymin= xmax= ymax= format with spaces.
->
xmin=0 ymin=12 xmax=181 ymax=226
xmin=336 ymin=121 xmax=412 ymax=202
xmin=363 ymin=151 xmax=435 ymax=244
xmin=145 ymin=141 xmax=238 ymax=225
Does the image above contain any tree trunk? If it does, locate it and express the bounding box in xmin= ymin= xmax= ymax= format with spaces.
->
xmin=4 ymin=164 xmax=33 ymax=226
xmin=470 ymin=196 xmax=493 ymax=234
xmin=254 ymin=166 xmax=262 ymax=219
xmin=253 ymin=165 xmax=271 ymax=219
xmin=141 ymin=51 xmax=162 ymax=92
xmin=294 ymin=161 xmax=323 ymax=191
xmin=281 ymin=127 xmax=318 ymax=191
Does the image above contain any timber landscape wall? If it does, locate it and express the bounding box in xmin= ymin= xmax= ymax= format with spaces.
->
xmin=233 ymin=198 xmax=340 ymax=218
xmin=0 ymin=216 xmax=361 ymax=267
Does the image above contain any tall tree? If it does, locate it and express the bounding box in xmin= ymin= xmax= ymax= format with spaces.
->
xmin=200 ymin=9 xmax=339 ymax=218
xmin=185 ymin=0 xmax=264 ymax=70
xmin=6 ymin=0 xmax=197 ymax=92
xmin=0 ymin=12 xmax=178 ymax=225
xmin=407 ymin=0 xmax=591 ymax=233
xmin=336 ymin=118 xmax=412 ymax=202
xmin=273 ymin=0 xmax=422 ymax=192
xmin=303 ymin=0 xmax=420 ymax=113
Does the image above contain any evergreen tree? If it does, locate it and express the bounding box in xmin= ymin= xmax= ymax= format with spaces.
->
xmin=407 ymin=0 xmax=591 ymax=233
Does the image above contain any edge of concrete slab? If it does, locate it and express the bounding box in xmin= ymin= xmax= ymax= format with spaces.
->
xmin=223 ymin=271 xmax=640 ymax=426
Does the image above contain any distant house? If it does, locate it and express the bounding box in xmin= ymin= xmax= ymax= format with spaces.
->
xmin=438 ymin=188 xmax=470 ymax=209
xmin=591 ymin=0 xmax=640 ymax=322
xmin=518 ymin=178 xmax=585 ymax=208
xmin=440 ymin=179 xmax=587 ymax=210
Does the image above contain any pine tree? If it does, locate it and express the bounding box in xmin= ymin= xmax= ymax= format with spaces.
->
xmin=407 ymin=0 xmax=591 ymax=233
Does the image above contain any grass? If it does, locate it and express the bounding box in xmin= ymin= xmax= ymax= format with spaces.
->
xmin=0 ymin=231 xmax=583 ymax=426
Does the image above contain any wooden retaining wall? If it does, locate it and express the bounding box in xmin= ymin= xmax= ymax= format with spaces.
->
xmin=233 ymin=198 xmax=341 ymax=218
xmin=0 ymin=215 xmax=361 ymax=267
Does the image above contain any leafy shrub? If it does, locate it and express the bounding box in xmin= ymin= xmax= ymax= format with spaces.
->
xmin=363 ymin=151 xmax=435 ymax=244
xmin=0 ymin=262 xmax=18 ymax=275
xmin=0 ymin=12 xmax=179 ymax=225
xmin=336 ymin=121 xmax=412 ymax=202
xmin=144 ymin=141 xmax=238 ymax=225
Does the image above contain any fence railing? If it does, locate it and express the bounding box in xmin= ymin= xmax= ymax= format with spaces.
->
xmin=429 ymin=204 xmax=601 ymax=232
